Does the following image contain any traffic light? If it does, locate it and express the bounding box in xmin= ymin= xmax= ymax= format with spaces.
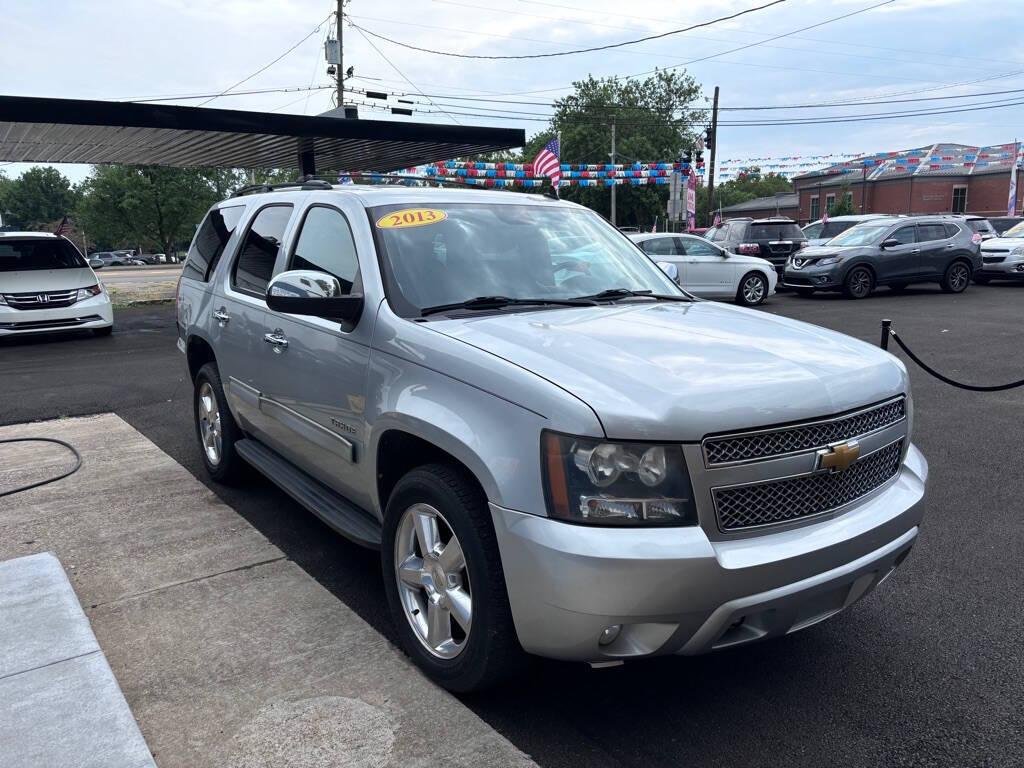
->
xmin=704 ymin=127 xmax=714 ymax=152
xmin=682 ymin=149 xmax=692 ymax=165
xmin=696 ymin=149 xmax=705 ymax=164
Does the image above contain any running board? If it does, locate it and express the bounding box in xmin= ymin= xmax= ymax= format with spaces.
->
xmin=235 ymin=439 xmax=382 ymax=549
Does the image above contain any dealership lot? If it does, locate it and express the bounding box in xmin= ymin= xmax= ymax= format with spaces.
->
xmin=2 ymin=285 xmax=1023 ymax=767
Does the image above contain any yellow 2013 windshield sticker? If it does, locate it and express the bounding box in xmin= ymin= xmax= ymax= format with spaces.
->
xmin=376 ymin=208 xmax=447 ymax=229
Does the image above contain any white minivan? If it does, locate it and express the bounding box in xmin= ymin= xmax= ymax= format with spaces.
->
xmin=0 ymin=232 xmax=113 ymax=337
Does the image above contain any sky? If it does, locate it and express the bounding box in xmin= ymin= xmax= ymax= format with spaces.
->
xmin=2 ymin=0 xmax=1022 ymax=184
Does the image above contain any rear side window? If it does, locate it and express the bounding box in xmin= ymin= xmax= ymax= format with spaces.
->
xmin=944 ymin=223 xmax=962 ymax=238
xmin=289 ymin=206 xmax=360 ymax=294
xmin=0 ymin=238 xmax=85 ymax=272
xmin=918 ymin=224 xmax=947 ymax=242
xmin=639 ymin=237 xmax=678 ymax=256
xmin=183 ymin=205 xmax=244 ymax=282
xmin=748 ymin=223 xmax=803 ymax=240
xmin=231 ymin=205 xmax=293 ymax=296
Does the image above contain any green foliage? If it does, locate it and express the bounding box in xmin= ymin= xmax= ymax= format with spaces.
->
xmin=76 ymin=166 xmax=220 ymax=254
xmin=697 ymin=169 xmax=793 ymax=225
xmin=1 ymin=166 xmax=79 ymax=229
xmin=828 ymin=181 xmax=856 ymax=216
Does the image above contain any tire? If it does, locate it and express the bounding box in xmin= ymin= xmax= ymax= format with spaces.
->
xmin=381 ymin=463 xmax=524 ymax=693
xmin=972 ymin=275 xmax=991 ymax=285
xmin=193 ymin=362 xmax=245 ymax=483
xmin=93 ymin=325 xmax=113 ymax=337
xmin=889 ymin=283 xmax=908 ymax=292
xmin=941 ymin=260 xmax=971 ymax=293
xmin=736 ymin=271 xmax=768 ymax=306
xmin=794 ymin=287 xmax=816 ymax=297
xmin=843 ymin=266 xmax=874 ymax=299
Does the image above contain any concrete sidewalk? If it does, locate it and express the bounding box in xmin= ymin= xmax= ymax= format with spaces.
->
xmin=0 ymin=414 xmax=535 ymax=767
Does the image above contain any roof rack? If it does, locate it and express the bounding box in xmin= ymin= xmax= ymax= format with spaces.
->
xmin=231 ymin=177 xmax=333 ymax=197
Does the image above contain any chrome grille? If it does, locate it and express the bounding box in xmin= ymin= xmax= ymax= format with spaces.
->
xmin=703 ymin=398 xmax=905 ymax=466
xmin=3 ymin=289 xmax=79 ymax=309
xmin=713 ymin=440 xmax=904 ymax=532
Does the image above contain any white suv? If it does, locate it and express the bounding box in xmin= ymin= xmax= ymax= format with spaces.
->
xmin=0 ymin=232 xmax=113 ymax=337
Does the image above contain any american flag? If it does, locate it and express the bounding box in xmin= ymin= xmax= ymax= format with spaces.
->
xmin=54 ymin=215 xmax=70 ymax=236
xmin=532 ymin=137 xmax=560 ymax=187
xmin=713 ymin=211 xmax=721 ymax=227
xmin=822 ymin=209 xmax=829 ymax=224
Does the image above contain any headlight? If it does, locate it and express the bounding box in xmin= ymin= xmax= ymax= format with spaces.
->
xmin=541 ymin=432 xmax=697 ymax=526
xmin=817 ymin=256 xmax=842 ymax=265
xmin=75 ymin=284 xmax=102 ymax=302
xmin=1011 ymin=246 xmax=1024 ymax=256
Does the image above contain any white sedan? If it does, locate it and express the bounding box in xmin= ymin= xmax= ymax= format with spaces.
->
xmin=629 ymin=232 xmax=778 ymax=305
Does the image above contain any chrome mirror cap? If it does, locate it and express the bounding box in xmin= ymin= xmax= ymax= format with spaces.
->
xmin=267 ymin=270 xmax=344 ymax=300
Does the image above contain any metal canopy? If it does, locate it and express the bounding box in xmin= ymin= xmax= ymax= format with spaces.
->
xmin=0 ymin=95 xmax=524 ymax=173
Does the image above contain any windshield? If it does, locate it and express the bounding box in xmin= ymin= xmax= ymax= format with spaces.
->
xmin=0 ymin=238 xmax=87 ymax=272
xmin=827 ymin=223 xmax=890 ymax=247
xmin=371 ymin=202 xmax=681 ymax=316
xmin=1002 ymin=220 xmax=1024 ymax=237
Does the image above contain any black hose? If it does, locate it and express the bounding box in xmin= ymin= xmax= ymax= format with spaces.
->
xmin=0 ymin=438 xmax=83 ymax=498
xmin=888 ymin=330 xmax=1024 ymax=392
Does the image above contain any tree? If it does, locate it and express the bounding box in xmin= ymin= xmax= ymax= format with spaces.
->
xmin=76 ymin=166 xmax=219 ymax=255
xmin=697 ymin=169 xmax=793 ymax=224
xmin=2 ymin=166 xmax=78 ymax=229
xmin=828 ymin=181 xmax=856 ymax=216
xmin=523 ymin=71 xmax=703 ymax=227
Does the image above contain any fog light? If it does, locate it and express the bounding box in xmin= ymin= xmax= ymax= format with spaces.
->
xmin=1016 ymin=264 xmax=1024 ymax=272
xmin=815 ymin=276 xmax=830 ymax=284
xmin=599 ymin=624 xmax=622 ymax=646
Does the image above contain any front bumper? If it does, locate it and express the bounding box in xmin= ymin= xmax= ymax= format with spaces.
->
xmin=0 ymin=293 xmax=113 ymax=336
xmin=783 ymin=265 xmax=841 ymax=289
xmin=975 ymin=257 xmax=1024 ymax=278
xmin=492 ymin=443 xmax=927 ymax=662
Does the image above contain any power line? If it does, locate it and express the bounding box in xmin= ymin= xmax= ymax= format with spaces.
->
xmin=129 ymin=85 xmax=334 ymax=104
xmin=349 ymin=0 xmax=788 ymax=60
xmin=350 ymin=24 xmax=463 ymax=125
xmin=197 ymin=12 xmax=335 ymax=106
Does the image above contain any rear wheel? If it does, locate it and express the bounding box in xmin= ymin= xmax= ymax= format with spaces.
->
xmin=736 ymin=272 xmax=768 ymax=306
xmin=382 ymin=463 xmax=523 ymax=692
xmin=843 ymin=266 xmax=873 ymax=299
xmin=193 ymin=362 xmax=245 ymax=483
xmin=941 ymin=260 xmax=971 ymax=293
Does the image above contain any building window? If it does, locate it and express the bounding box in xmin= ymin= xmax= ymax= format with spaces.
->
xmin=810 ymin=196 xmax=820 ymax=220
xmin=845 ymin=191 xmax=853 ymax=206
xmin=952 ymin=186 xmax=967 ymax=214
xmin=825 ymin=193 xmax=836 ymax=211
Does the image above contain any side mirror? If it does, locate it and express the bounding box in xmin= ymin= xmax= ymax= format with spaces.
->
xmin=265 ymin=270 xmax=363 ymax=323
xmin=656 ymin=261 xmax=679 ymax=282
xmin=880 ymin=238 xmax=901 ymax=249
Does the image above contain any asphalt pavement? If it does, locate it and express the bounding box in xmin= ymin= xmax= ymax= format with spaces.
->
xmin=2 ymin=284 xmax=1023 ymax=767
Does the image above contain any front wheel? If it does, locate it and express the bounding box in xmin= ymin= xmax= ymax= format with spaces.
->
xmin=843 ymin=266 xmax=874 ymax=299
xmin=941 ymin=261 xmax=971 ymax=293
xmin=382 ymin=463 xmax=524 ymax=692
xmin=736 ymin=271 xmax=768 ymax=306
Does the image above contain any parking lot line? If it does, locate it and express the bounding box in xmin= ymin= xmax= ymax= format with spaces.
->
xmin=0 ymin=414 xmax=536 ymax=768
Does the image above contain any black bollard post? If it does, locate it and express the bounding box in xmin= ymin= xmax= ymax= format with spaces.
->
xmin=880 ymin=319 xmax=891 ymax=351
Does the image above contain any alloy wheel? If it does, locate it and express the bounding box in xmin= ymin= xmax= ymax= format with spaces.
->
xmin=949 ymin=263 xmax=969 ymax=292
xmin=197 ymin=381 xmax=222 ymax=466
xmin=394 ymin=503 xmax=472 ymax=659
xmin=849 ymin=268 xmax=871 ymax=298
xmin=742 ymin=275 xmax=766 ymax=304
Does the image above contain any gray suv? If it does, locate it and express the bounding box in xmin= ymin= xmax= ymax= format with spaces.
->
xmin=176 ymin=182 xmax=928 ymax=691
xmin=783 ymin=216 xmax=981 ymax=299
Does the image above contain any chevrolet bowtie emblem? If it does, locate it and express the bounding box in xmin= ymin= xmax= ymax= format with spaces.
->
xmin=816 ymin=440 xmax=860 ymax=473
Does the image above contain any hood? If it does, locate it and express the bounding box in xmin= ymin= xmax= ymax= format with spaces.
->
xmin=0 ymin=267 xmax=97 ymax=293
xmin=982 ymin=237 xmax=1024 ymax=251
xmin=430 ymin=301 xmax=907 ymax=441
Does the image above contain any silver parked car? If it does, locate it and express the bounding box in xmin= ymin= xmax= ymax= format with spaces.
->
xmin=176 ymin=183 xmax=928 ymax=691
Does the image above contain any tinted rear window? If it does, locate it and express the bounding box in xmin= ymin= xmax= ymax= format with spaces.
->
xmin=183 ymin=205 xmax=245 ymax=282
xmin=966 ymin=219 xmax=995 ymax=233
xmin=747 ymin=223 xmax=803 ymax=240
xmin=0 ymin=238 xmax=86 ymax=272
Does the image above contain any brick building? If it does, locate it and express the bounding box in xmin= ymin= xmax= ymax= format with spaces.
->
xmin=792 ymin=142 xmax=1023 ymax=223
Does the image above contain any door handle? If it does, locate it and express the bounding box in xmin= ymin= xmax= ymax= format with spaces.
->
xmin=911 ymin=248 xmax=920 ymax=254
xmin=945 ymin=244 xmax=956 ymax=248
xmin=213 ymin=308 xmax=230 ymax=324
xmin=263 ymin=330 xmax=288 ymax=352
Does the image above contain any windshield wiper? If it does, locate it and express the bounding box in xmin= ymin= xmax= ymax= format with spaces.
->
xmin=580 ymin=288 xmax=692 ymax=302
xmin=420 ymin=295 xmax=597 ymax=317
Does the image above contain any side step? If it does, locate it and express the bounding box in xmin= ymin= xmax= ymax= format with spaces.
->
xmin=235 ymin=439 xmax=382 ymax=549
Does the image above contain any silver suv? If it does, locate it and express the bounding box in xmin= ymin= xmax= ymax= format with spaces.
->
xmin=176 ymin=182 xmax=928 ymax=692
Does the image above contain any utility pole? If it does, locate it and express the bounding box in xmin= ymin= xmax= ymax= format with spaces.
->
xmin=609 ymin=118 xmax=617 ymax=227
xmin=705 ymin=85 xmax=719 ymax=227
xmin=336 ymin=0 xmax=345 ymax=109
